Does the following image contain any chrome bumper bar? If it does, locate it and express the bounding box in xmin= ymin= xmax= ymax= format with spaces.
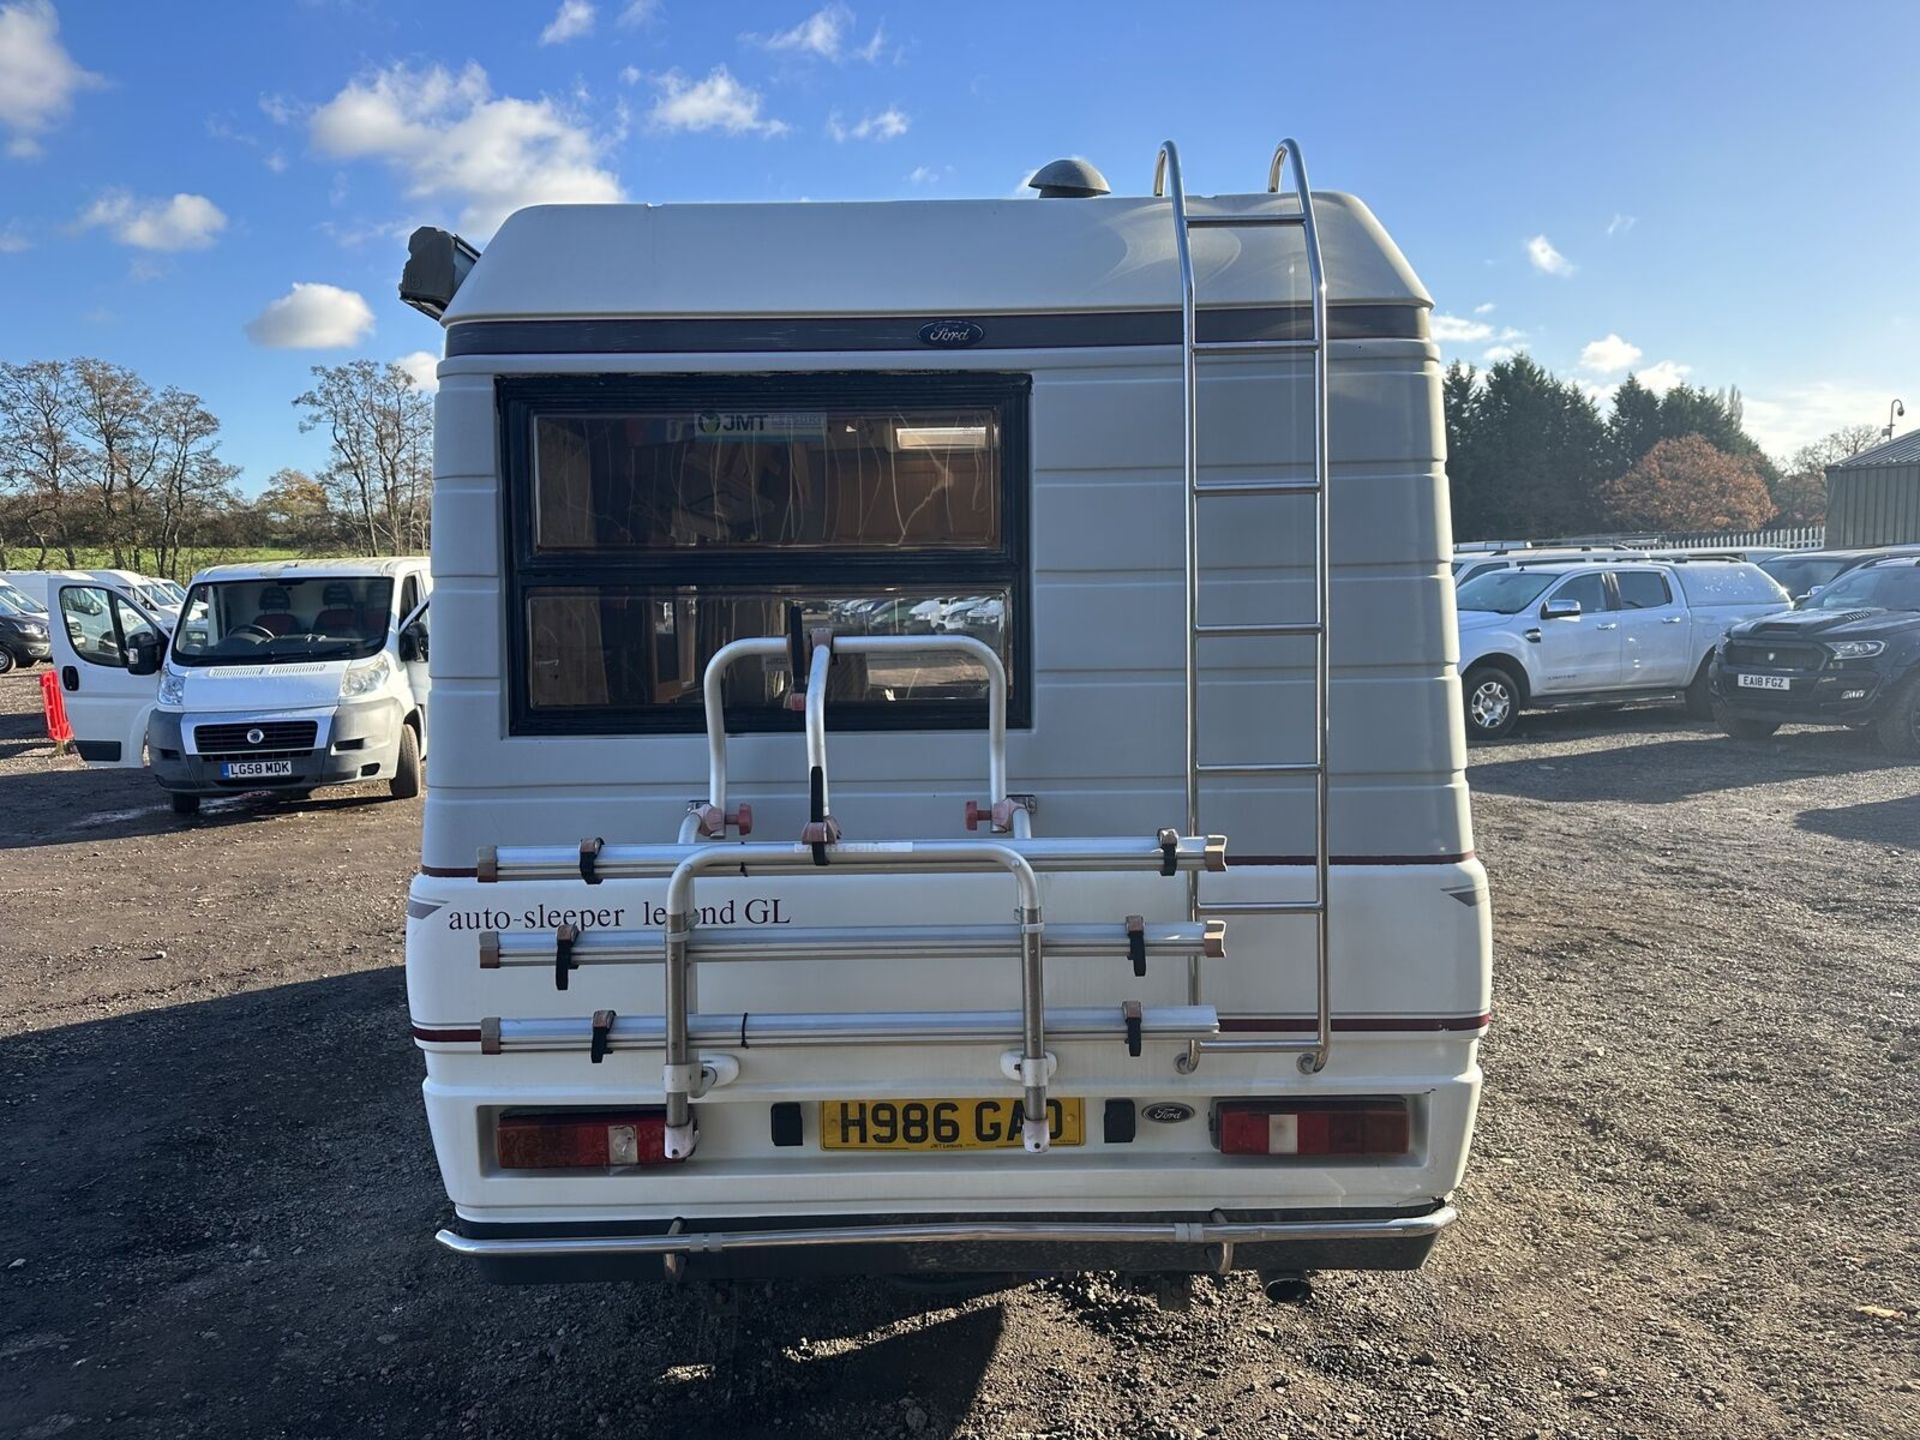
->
xmin=436 ymin=1205 xmax=1455 ymax=1260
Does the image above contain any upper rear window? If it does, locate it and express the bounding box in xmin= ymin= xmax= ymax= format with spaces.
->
xmin=503 ymin=374 xmax=1031 ymax=736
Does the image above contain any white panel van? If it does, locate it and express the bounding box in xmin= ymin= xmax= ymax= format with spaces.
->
xmin=403 ymin=141 xmax=1491 ymax=1288
xmin=51 ymin=558 xmax=431 ymax=814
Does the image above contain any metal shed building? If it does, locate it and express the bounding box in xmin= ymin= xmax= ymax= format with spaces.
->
xmin=1826 ymin=430 xmax=1920 ymax=546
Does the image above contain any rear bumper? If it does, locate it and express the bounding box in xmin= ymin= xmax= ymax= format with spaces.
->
xmin=436 ymin=1203 xmax=1455 ymax=1284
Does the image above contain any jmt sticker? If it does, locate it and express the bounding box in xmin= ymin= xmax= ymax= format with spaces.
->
xmin=689 ymin=412 xmax=826 ymax=443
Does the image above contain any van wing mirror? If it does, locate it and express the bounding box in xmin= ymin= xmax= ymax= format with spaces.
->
xmin=399 ymin=622 xmax=429 ymax=663
xmin=1541 ymin=598 xmax=1582 ymax=619
xmin=126 ymin=632 xmax=163 ymax=676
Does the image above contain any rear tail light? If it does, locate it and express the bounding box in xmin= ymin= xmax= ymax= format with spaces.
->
xmin=1214 ymin=1099 xmax=1410 ymax=1157
xmin=495 ymin=1109 xmax=682 ymax=1169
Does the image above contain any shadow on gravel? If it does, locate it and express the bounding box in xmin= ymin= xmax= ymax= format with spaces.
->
xmin=1795 ymin=791 xmax=1920 ymax=850
xmin=0 ymin=970 xmax=1003 ymax=1439
xmin=1472 ymin=727 xmax=1910 ymax=802
xmin=0 ymin=763 xmax=396 ymax=852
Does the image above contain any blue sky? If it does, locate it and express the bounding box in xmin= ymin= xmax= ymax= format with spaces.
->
xmin=2 ymin=0 xmax=1915 ymax=490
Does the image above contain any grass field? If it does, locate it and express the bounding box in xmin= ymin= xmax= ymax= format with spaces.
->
xmin=1 ymin=547 xmax=335 ymax=581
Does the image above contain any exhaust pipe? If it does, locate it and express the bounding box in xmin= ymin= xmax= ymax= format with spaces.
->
xmin=1261 ymin=1271 xmax=1314 ymax=1305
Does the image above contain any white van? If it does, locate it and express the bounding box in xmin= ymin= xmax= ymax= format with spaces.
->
xmin=3 ymin=568 xmax=182 ymax=629
xmin=403 ymin=142 xmax=1491 ymax=1287
xmin=50 ymin=558 xmax=431 ymax=814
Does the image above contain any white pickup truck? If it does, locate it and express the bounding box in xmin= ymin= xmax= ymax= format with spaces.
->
xmin=1455 ymin=559 xmax=1790 ymax=740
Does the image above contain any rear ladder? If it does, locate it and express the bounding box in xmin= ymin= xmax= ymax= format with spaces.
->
xmin=1153 ymin=139 xmax=1332 ymax=1075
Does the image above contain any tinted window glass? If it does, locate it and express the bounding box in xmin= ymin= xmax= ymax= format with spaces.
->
xmin=505 ymin=376 xmax=1030 ymax=735
xmin=1807 ymin=562 xmax=1920 ymax=612
xmin=534 ymin=408 xmax=1000 ymax=552
xmin=1759 ymin=554 xmax=1849 ymax=597
xmin=1552 ymin=572 xmax=1609 ymax=612
xmin=1614 ymin=571 xmax=1672 ymax=609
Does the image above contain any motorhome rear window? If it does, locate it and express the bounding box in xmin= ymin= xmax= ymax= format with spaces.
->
xmin=502 ymin=375 xmax=1031 ymax=735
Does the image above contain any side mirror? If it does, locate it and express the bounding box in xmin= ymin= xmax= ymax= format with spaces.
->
xmin=1541 ymin=598 xmax=1583 ymax=620
xmin=126 ymin=632 xmax=163 ymax=675
xmin=399 ymin=623 xmax=429 ymax=663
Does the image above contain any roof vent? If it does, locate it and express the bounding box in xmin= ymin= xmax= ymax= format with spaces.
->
xmin=1028 ymin=158 xmax=1110 ymax=199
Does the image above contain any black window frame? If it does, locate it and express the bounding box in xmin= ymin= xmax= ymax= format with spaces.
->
xmin=500 ymin=372 xmax=1033 ymax=737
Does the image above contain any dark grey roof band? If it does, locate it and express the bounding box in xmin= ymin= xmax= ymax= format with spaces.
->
xmin=445 ymin=304 xmax=1427 ymax=357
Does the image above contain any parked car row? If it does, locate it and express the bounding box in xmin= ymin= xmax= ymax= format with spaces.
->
xmin=1455 ymin=545 xmax=1920 ymax=755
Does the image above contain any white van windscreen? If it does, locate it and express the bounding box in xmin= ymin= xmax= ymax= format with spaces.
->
xmin=171 ymin=577 xmax=395 ymax=666
xmin=503 ymin=376 xmax=1030 ymax=735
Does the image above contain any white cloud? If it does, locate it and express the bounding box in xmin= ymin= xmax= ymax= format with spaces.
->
xmin=1481 ymin=344 xmax=1524 ymax=363
xmin=827 ymin=106 xmax=907 ymax=142
xmin=395 ymin=350 xmax=440 ymax=394
xmin=0 ymin=220 xmax=29 ymax=253
xmin=80 ymin=191 xmax=228 ymax=251
xmin=616 ymin=0 xmax=657 ymax=24
xmin=311 ymin=62 xmax=624 ymax=236
xmin=0 ymin=0 xmax=105 ymax=158
xmin=1431 ymin=314 xmax=1494 ymax=344
xmin=754 ymin=4 xmax=850 ymax=57
xmin=749 ymin=4 xmax=886 ymax=62
xmin=1606 ymin=212 xmax=1637 ymax=237
xmin=1744 ymin=383 xmax=1911 ymax=458
xmin=259 ymin=92 xmax=296 ymax=126
xmin=618 ymin=64 xmax=641 ymax=85
xmin=264 ymin=149 xmax=287 ymax=174
xmin=1526 ymin=233 xmax=1574 ymax=276
xmin=540 ymin=0 xmax=594 ymax=45
xmin=244 ymin=282 xmax=375 ymax=348
xmin=646 ymin=66 xmax=788 ymax=137
xmin=906 ymin=164 xmax=950 ymax=185
xmin=1472 ymin=302 xmax=1495 ymax=315
xmin=1637 ymin=360 xmax=1692 ymax=395
xmin=1578 ymin=333 xmax=1642 ymax=374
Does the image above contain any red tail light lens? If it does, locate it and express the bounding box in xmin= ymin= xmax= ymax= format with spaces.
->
xmin=495 ymin=1109 xmax=681 ymax=1169
xmin=1214 ymin=1100 xmax=1410 ymax=1157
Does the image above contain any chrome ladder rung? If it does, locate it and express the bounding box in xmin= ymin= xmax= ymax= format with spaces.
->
xmin=1196 ymin=761 xmax=1319 ymax=776
xmin=1192 ymin=338 xmax=1317 ymax=355
xmin=1194 ymin=478 xmax=1322 ymax=497
xmin=1186 ymin=213 xmax=1306 ymax=229
xmin=1194 ymin=622 xmax=1321 ymax=639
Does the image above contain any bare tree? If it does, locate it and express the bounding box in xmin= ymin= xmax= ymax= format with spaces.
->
xmin=148 ymin=387 xmax=240 ymax=576
xmin=70 ymin=358 xmax=165 ymax=569
xmin=293 ymin=360 xmax=432 ymax=555
xmin=1773 ymin=423 xmax=1883 ymax=527
xmin=0 ymin=360 xmax=93 ymax=566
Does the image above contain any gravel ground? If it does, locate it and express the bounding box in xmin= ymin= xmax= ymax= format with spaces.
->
xmin=1 ymin=669 xmax=1917 ymax=1439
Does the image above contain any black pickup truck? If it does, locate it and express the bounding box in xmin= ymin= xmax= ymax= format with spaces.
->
xmin=1710 ymin=556 xmax=1920 ymax=754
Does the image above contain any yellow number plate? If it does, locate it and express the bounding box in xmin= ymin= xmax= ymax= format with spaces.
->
xmin=819 ymin=1098 xmax=1085 ymax=1150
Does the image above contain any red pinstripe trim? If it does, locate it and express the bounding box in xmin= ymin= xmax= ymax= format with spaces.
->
xmin=1218 ymin=1012 xmax=1491 ymax=1033
xmin=1230 ymin=852 xmax=1476 ymax=867
xmin=413 ymin=1025 xmax=483 ymax=1043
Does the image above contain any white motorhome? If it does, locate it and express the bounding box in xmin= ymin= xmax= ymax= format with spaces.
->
xmin=51 ymin=557 xmax=431 ymax=814
xmin=404 ymin=142 xmax=1491 ymax=1288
